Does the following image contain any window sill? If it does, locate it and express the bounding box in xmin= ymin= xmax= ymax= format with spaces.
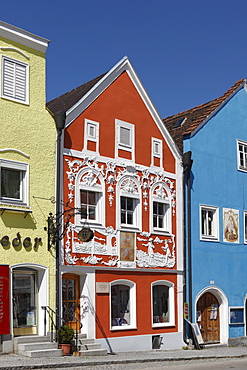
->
xmin=120 ymin=225 xmax=140 ymax=232
xmin=111 ymin=325 xmax=137 ymax=331
xmin=152 ymin=229 xmax=172 ymax=236
xmin=152 ymin=322 xmax=175 ymax=328
xmin=0 ymin=204 xmax=32 ymax=217
xmin=200 ymin=236 xmax=219 ymax=242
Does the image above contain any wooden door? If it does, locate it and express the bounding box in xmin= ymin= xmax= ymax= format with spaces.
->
xmin=197 ymin=292 xmax=220 ymax=343
xmin=62 ymin=274 xmax=80 ymax=332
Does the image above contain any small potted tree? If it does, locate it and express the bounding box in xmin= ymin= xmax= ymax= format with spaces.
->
xmin=57 ymin=325 xmax=74 ymax=355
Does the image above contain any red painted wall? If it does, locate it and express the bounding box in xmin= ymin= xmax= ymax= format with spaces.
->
xmin=95 ymin=270 xmax=178 ymax=338
xmin=64 ymin=72 xmax=175 ymax=173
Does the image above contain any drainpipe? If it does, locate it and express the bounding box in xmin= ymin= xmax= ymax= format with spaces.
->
xmin=54 ymin=111 xmax=66 ymax=329
xmin=182 ymin=151 xmax=193 ymax=342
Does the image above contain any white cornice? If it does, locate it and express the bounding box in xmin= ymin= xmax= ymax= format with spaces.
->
xmin=0 ymin=21 xmax=49 ymax=53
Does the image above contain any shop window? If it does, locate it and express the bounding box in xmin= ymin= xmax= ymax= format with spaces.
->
xmin=152 ymin=281 xmax=174 ymax=326
xmin=110 ymin=280 xmax=136 ymax=329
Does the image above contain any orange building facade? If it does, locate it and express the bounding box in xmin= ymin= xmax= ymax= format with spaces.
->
xmin=47 ymin=57 xmax=184 ymax=351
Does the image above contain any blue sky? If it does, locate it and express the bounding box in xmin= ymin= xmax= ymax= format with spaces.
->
xmin=2 ymin=0 xmax=247 ymax=118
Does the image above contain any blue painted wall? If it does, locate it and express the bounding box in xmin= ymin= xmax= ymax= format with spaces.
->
xmin=184 ymin=86 xmax=247 ymax=338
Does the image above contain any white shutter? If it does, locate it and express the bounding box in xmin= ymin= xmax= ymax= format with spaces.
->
xmin=3 ymin=58 xmax=15 ymax=98
xmin=2 ymin=57 xmax=27 ymax=102
xmin=120 ymin=126 xmax=131 ymax=146
xmin=15 ymin=63 xmax=26 ymax=101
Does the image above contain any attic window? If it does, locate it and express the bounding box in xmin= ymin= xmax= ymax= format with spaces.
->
xmin=173 ymin=117 xmax=186 ymax=129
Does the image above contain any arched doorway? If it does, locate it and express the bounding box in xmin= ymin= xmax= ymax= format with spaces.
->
xmin=197 ymin=292 xmax=220 ymax=343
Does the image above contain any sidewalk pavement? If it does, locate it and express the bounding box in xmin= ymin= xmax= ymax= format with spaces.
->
xmin=0 ymin=345 xmax=247 ymax=369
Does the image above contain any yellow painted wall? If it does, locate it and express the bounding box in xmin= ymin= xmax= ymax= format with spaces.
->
xmin=0 ymin=35 xmax=56 ymax=310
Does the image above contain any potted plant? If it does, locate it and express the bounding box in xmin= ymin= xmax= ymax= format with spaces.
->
xmin=57 ymin=325 xmax=74 ymax=355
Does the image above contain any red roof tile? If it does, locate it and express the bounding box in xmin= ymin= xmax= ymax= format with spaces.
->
xmin=47 ymin=72 xmax=107 ymax=115
xmin=163 ymin=79 xmax=246 ymax=153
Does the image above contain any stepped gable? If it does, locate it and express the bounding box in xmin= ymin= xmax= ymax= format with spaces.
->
xmin=162 ymin=78 xmax=246 ymax=153
xmin=47 ymin=72 xmax=107 ymax=115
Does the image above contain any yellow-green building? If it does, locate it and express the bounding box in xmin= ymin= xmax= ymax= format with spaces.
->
xmin=0 ymin=21 xmax=56 ymax=352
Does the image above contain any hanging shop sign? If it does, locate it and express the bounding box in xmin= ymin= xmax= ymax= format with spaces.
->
xmin=0 ymin=265 xmax=10 ymax=335
xmin=78 ymin=228 xmax=94 ymax=242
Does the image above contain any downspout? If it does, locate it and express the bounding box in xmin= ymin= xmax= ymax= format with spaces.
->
xmin=182 ymin=151 xmax=193 ymax=342
xmin=54 ymin=111 xmax=66 ymax=329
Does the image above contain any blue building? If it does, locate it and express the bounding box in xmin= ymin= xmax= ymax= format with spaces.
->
xmin=163 ymin=78 xmax=247 ymax=345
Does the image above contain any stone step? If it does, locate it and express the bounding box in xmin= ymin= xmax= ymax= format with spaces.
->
xmin=14 ymin=335 xmax=50 ymax=345
xmin=79 ymin=343 xmax=101 ymax=350
xmin=76 ymin=348 xmax=108 ymax=356
xmin=17 ymin=341 xmax=57 ymax=352
xmin=78 ymin=338 xmax=95 ymax=345
xmin=24 ymin=348 xmax=63 ymax=358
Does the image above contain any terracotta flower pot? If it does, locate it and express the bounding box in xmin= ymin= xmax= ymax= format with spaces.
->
xmin=58 ymin=343 xmax=71 ymax=355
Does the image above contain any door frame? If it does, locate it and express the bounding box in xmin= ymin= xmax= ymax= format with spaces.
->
xmin=62 ymin=273 xmax=80 ymax=331
xmin=195 ymin=286 xmax=228 ymax=344
xmin=11 ymin=263 xmax=49 ymax=336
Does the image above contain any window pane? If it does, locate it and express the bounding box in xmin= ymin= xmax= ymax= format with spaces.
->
xmin=152 ymin=285 xmax=169 ymax=324
xmin=88 ymin=191 xmax=96 ymax=205
xmin=120 ymin=127 xmax=130 ymax=146
xmin=80 ymin=190 xmax=97 ymax=220
xmin=111 ymin=284 xmax=130 ymax=326
xmin=1 ymin=168 xmax=21 ymax=199
xmin=80 ymin=190 xmax=87 ymax=204
xmin=13 ymin=273 xmax=36 ymax=327
xmin=127 ymin=198 xmax=133 ymax=210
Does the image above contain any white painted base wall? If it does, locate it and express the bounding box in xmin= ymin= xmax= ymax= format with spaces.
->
xmin=96 ymin=331 xmax=184 ymax=352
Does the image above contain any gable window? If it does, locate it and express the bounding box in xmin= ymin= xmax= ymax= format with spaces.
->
xmin=151 ymin=183 xmax=171 ymax=234
xmin=237 ymin=140 xmax=247 ymax=172
xmin=116 ymin=120 xmax=135 ymax=161
xmin=110 ymin=280 xmax=136 ymax=330
xmin=84 ymin=119 xmax=99 ymax=153
xmin=152 ymin=281 xmax=174 ymax=327
xmin=2 ymin=56 xmax=29 ymax=104
xmin=200 ymin=205 xmax=219 ymax=241
xmin=151 ymin=138 xmax=163 ymax=168
xmin=0 ymin=159 xmax=29 ymax=206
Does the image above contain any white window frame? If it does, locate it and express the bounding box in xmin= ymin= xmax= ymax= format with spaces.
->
xmin=151 ymin=182 xmax=171 ymax=235
xmin=1 ymin=56 xmax=29 ymax=104
xmin=200 ymin=205 xmax=219 ymax=241
xmin=115 ymin=119 xmax=135 ymax=161
xmin=110 ymin=279 xmax=136 ymax=330
xmin=151 ymin=138 xmax=163 ymax=168
xmin=75 ymin=169 xmax=104 ymax=227
xmin=117 ymin=177 xmax=141 ymax=231
xmin=244 ymin=211 xmax=247 ymax=244
xmin=83 ymin=119 xmax=99 ymax=153
xmin=237 ymin=139 xmax=247 ymax=172
xmin=151 ymin=280 xmax=175 ymax=327
xmin=0 ymin=159 xmax=29 ymax=206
